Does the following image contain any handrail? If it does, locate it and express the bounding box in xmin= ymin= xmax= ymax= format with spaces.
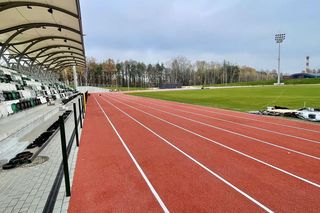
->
xmin=43 ymin=93 xmax=86 ymax=213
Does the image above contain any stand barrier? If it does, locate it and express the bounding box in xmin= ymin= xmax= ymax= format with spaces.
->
xmin=43 ymin=93 xmax=87 ymax=213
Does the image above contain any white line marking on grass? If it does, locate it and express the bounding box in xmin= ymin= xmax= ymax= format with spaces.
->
xmin=105 ymin=95 xmax=320 ymax=189
xmin=121 ymin=95 xmax=320 ymax=145
xmin=115 ymin=96 xmax=320 ymax=160
xmin=101 ymin=96 xmax=273 ymax=213
xmin=94 ymin=95 xmax=169 ymax=213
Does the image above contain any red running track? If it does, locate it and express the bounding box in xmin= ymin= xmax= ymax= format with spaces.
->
xmin=69 ymin=93 xmax=320 ymax=213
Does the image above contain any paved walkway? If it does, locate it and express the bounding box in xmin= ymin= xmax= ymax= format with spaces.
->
xmin=0 ymin=99 xmax=82 ymax=213
xmin=77 ymin=86 xmax=110 ymax=93
xmin=0 ymin=103 xmax=58 ymax=142
xmin=0 ymin=102 xmax=60 ymax=165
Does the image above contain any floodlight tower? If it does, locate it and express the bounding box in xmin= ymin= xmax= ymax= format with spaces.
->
xmin=306 ymin=56 xmax=310 ymax=73
xmin=275 ymin=33 xmax=286 ymax=85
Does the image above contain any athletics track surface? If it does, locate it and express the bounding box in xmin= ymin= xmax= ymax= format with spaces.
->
xmin=68 ymin=93 xmax=320 ymax=212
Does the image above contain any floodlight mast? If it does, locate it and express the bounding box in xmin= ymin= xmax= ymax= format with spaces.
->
xmin=275 ymin=33 xmax=286 ymax=85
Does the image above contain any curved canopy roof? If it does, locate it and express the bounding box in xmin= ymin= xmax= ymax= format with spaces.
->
xmin=0 ymin=0 xmax=86 ymax=73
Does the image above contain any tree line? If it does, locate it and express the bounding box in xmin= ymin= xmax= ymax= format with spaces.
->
xmin=65 ymin=56 xmax=278 ymax=87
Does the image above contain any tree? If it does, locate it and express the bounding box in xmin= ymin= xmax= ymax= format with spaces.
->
xmin=195 ymin=61 xmax=207 ymax=85
xmin=102 ymin=59 xmax=116 ymax=86
xmin=79 ymin=56 xmax=277 ymax=87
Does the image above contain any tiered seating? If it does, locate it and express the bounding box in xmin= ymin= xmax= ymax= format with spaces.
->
xmin=0 ymin=66 xmax=75 ymax=118
xmin=2 ymin=110 xmax=72 ymax=170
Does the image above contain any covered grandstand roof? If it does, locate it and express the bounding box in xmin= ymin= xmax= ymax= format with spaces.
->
xmin=0 ymin=0 xmax=86 ymax=73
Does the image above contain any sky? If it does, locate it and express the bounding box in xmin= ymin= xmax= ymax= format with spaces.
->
xmin=80 ymin=0 xmax=320 ymax=73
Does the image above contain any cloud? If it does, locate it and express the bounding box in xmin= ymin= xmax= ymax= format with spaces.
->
xmin=80 ymin=0 xmax=320 ymax=73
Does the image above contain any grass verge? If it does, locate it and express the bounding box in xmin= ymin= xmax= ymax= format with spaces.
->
xmin=207 ymin=78 xmax=320 ymax=87
xmin=130 ymin=85 xmax=320 ymax=111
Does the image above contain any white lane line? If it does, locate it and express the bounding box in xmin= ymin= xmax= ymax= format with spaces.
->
xmin=124 ymin=94 xmax=320 ymax=134
xmin=179 ymin=104 xmax=320 ymax=134
xmin=183 ymin=105 xmax=320 ymax=134
xmin=101 ymin=96 xmax=273 ymax=213
xmin=94 ymin=96 xmax=169 ymax=213
xmin=114 ymin=96 xmax=320 ymax=160
xmin=121 ymin=95 xmax=320 ymax=145
xmin=105 ymin=95 xmax=320 ymax=189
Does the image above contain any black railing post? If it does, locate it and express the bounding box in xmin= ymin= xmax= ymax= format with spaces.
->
xmin=59 ymin=115 xmax=71 ymax=197
xmin=81 ymin=95 xmax=85 ymax=117
xmin=78 ymin=98 xmax=83 ymax=128
xmin=73 ymin=103 xmax=79 ymax=147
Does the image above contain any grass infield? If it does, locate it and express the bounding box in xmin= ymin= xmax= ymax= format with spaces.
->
xmin=130 ymin=84 xmax=320 ymax=111
xmin=206 ymin=78 xmax=320 ymax=87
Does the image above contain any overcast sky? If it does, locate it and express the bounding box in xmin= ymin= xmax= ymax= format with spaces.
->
xmin=80 ymin=0 xmax=320 ymax=73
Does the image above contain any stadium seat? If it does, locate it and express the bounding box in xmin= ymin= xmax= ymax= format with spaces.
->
xmin=0 ymin=66 xmax=75 ymax=119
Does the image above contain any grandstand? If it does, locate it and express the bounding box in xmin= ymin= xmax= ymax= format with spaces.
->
xmin=0 ymin=0 xmax=86 ymax=119
xmin=0 ymin=0 xmax=86 ymax=129
xmin=0 ymin=1 xmax=88 ymax=212
xmin=0 ymin=65 xmax=75 ymax=119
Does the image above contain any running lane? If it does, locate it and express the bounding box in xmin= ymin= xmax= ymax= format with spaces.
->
xmin=118 ymin=94 xmax=320 ymax=157
xmin=68 ymin=95 xmax=163 ymax=212
xmin=94 ymin=94 xmax=267 ymax=212
xmin=121 ymin=93 xmax=320 ymax=140
xmin=108 ymin=94 xmax=320 ymax=184
xmin=102 ymin=93 xmax=320 ymax=212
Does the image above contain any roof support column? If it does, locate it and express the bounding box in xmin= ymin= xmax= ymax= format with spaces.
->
xmin=73 ymin=65 xmax=78 ymax=90
xmin=0 ymin=54 xmax=10 ymax=67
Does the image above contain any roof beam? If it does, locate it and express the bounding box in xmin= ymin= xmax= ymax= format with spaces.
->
xmin=29 ymin=46 xmax=83 ymax=71
xmin=37 ymin=50 xmax=83 ymax=59
xmin=40 ymin=55 xmax=85 ymax=71
xmin=48 ymin=58 xmax=85 ymax=69
xmin=0 ymin=1 xmax=86 ymax=74
xmin=15 ymin=36 xmax=82 ymax=70
xmin=44 ymin=55 xmax=85 ymax=64
xmin=53 ymin=61 xmax=86 ymax=68
xmin=52 ymin=62 xmax=85 ymax=72
xmin=0 ymin=22 xmax=81 ymax=35
xmin=10 ymin=36 xmax=81 ymax=46
xmin=55 ymin=64 xmax=85 ymax=73
xmin=36 ymin=50 xmax=84 ymax=69
xmin=75 ymin=0 xmax=86 ymax=58
xmin=0 ymin=1 xmax=78 ymax=18
xmin=25 ymin=44 xmax=83 ymax=56
xmin=0 ymin=23 xmax=82 ymax=58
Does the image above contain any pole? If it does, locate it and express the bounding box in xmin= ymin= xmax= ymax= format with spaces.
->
xmin=83 ymin=93 xmax=87 ymax=114
xmin=81 ymin=95 xmax=84 ymax=117
xmin=225 ymin=65 xmax=227 ymax=85
xmin=78 ymin=98 xmax=83 ymax=128
xmin=277 ymin=42 xmax=281 ymax=84
xmin=73 ymin=103 xmax=79 ymax=147
xmin=59 ymin=115 xmax=71 ymax=197
xmin=72 ymin=66 xmax=78 ymax=90
xmin=127 ymin=70 xmax=130 ymax=91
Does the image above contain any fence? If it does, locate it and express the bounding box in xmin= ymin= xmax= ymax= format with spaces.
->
xmin=43 ymin=92 xmax=87 ymax=213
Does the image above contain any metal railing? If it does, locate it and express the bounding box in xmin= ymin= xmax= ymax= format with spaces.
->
xmin=43 ymin=92 xmax=87 ymax=213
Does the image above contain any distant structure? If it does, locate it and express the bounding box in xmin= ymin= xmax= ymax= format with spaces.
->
xmin=290 ymin=73 xmax=320 ymax=79
xmin=305 ymin=56 xmax=310 ymax=73
xmin=159 ymin=83 xmax=182 ymax=89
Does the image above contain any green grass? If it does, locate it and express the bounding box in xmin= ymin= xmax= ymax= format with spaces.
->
xmin=130 ymin=85 xmax=320 ymax=111
xmin=207 ymin=80 xmax=276 ymax=87
xmin=207 ymin=78 xmax=320 ymax=87
xmin=105 ymin=86 xmax=147 ymax=91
